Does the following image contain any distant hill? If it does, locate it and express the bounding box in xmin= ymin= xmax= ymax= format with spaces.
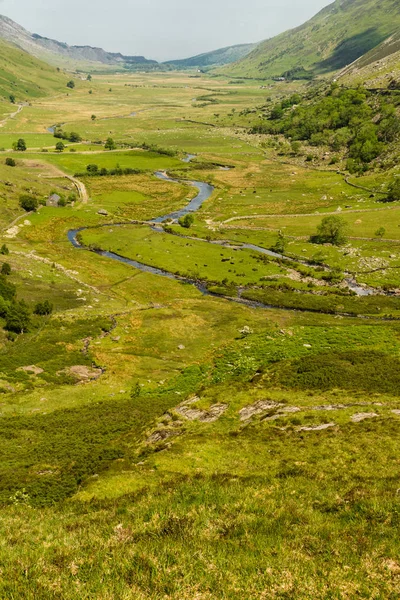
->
xmin=165 ymin=43 xmax=257 ymax=69
xmin=0 ymin=15 xmax=158 ymax=70
xmin=220 ymin=0 xmax=400 ymax=79
xmin=0 ymin=37 xmax=65 ymax=100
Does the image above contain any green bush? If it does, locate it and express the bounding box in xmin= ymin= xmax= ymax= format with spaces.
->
xmin=19 ymin=195 xmax=38 ymax=212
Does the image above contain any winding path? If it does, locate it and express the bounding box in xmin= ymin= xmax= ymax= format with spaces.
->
xmin=0 ymin=103 xmax=24 ymax=128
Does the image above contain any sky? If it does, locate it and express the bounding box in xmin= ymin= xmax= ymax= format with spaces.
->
xmin=0 ymin=0 xmax=332 ymax=61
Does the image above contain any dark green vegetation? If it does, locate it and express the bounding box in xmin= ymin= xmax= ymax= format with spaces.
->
xmin=251 ymin=85 xmax=400 ymax=173
xmin=222 ymin=0 xmax=400 ymax=79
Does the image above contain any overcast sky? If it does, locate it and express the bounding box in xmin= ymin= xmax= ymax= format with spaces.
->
xmin=0 ymin=0 xmax=332 ymax=61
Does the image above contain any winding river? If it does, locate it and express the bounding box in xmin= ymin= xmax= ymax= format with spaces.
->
xmin=68 ymin=168 xmax=377 ymax=309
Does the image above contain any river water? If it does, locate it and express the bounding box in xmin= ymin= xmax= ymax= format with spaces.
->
xmin=68 ymin=169 xmax=378 ymax=302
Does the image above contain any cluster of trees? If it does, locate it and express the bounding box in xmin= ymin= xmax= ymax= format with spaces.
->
xmin=251 ymin=86 xmax=400 ymax=172
xmin=53 ymin=128 xmax=82 ymax=143
xmin=140 ymin=142 xmax=177 ymax=157
xmin=0 ymin=252 xmax=53 ymax=334
xmin=75 ymin=164 xmax=142 ymax=178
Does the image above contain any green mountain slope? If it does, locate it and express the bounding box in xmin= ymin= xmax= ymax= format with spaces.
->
xmin=221 ymin=0 xmax=400 ymax=79
xmin=0 ymin=38 xmax=65 ymax=100
xmin=339 ymin=29 xmax=400 ymax=87
xmin=165 ymin=43 xmax=257 ymax=69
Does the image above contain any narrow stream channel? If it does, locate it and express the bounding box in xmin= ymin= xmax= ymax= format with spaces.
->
xmin=68 ymin=167 xmax=378 ymax=307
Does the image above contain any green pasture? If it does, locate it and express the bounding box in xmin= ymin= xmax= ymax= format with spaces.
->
xmin=81 ymin=224 xmax=286 ymax=285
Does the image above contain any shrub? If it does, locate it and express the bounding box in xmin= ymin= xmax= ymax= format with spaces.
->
xmin=34 ymin=300 xmax=53 ymax=316
xmin=178 ymin=214 xmax=194 ymax=229
xmin=5 ymin=158 xmax=16 ymax=167
xmin=19 ymin=195 xmax=38 ymax=212
xmin=1 ymin=263 xmax=11 ymax=276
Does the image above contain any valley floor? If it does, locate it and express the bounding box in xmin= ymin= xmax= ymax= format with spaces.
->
xmin=0 ymin=72 xmax=399 ymax=598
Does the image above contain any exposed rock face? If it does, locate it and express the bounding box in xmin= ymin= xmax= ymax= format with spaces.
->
xmin=351 ymin=412 xmax=379 ymax=423
xmin=239 ymin=400 xmax=283 ymax=422
xmin=58 ymin=365 xmax=103 ymax=383
xmin=176 ymin=397 xmax=228 ymax=423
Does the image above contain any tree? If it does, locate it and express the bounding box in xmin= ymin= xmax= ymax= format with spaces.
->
xmin=9 ymin=95 xmax=15 ymax=104
xmin=387 ymin=177 xmax=400 ymax=202
xmin=87 ymin=74 xmax=92 ymax=81
xmin=68 ymin=132 xmax=82 ymax=143
xmin=5 ymin=300 xmax=31 ymax=334
xmin=310 ymin=216 xmax=348 ymax=246
xmin=55 ymin=141 xmax=65 ymax=153
xmin=0 ymin=244 xmax=9 ymax=255
xmin=105 ymin=137 xmax=117 ymax=150
xmin=86 ymin=164 xmax=99 ymax=174
xmin=5 ymin=158 xmax=16 ymax=167
xmin=1 ymin=263 xmax=11 ymax=276
xmin=66 ymin=80 xmax=75 ymax=89
xmin=272 ymin=230 xmax=287 ymax=254
xmin=34 ymin=300 xmax=53 ymax=316
xmin=375 ymin=227 xmax=386 ymax=240
xmin=12 ymin=139 xmax=26 ymax=152
xmin=178 ymin=214 xmax=194 ymax=229
xmin=19 ymin=195 xmax=38 ymax=212
xmin=91 ymin=114 xmax=97 ymax=121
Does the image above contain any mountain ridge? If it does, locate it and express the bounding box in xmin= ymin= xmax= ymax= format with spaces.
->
xmin=0 ymin=15 xmax=157 ymax=69
xmin=164 ymin=43 xmax=258 ymax=69
xmin=219 ymin=0 xmax=400 ymax=79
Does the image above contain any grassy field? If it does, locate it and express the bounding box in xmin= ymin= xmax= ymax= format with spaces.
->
xmin=0 ymin=70 xmax=400 ymax=597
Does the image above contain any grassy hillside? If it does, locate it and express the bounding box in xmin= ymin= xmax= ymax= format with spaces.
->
xmin=221 ymin=0 xmax=400 ymax=79
xmin=0 ymin=38 xmax=65 ymax=101
xmin=340 ymin=29 xmax=400 ymax=87
xmin=2 ymin=71 xmax=400 ymax=596
xmin=165 ymin=43 xmax=257 ymax=69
